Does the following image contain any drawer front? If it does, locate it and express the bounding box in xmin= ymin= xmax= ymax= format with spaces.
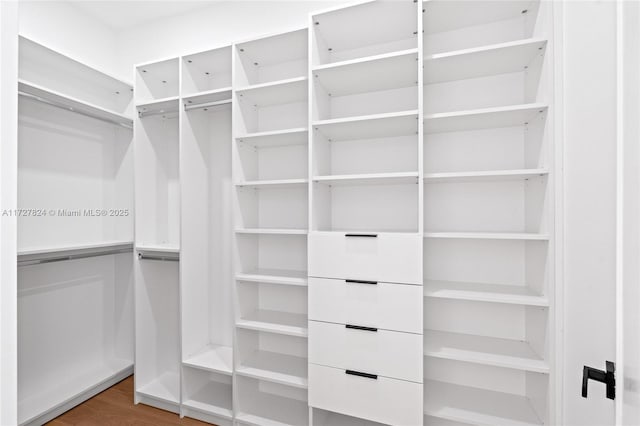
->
xmin=308 ymin=277 xmax=422 ymax=333
xmin=308 ymin=232 xmax=422 ymax=285
xmin=309 ymin=363 xmax=423 ymax=426
xmin=309 ymin=320 xmax=422 ymax=382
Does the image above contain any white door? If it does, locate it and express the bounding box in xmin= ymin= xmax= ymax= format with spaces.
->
xmin=562 ymin=1 xmax=640 ymax=425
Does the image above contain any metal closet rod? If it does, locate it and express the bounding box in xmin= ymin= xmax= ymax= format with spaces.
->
xmin=137 ymin=253 xmax=179 ymax=262
xmin=18 ymin=90 xmax=133 ymax=130
xmin=18 ymin=247 xmax=133 ymax=267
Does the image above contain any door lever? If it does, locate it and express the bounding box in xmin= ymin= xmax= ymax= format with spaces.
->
xmin=582 ymin=361 xmax=615 ymax=400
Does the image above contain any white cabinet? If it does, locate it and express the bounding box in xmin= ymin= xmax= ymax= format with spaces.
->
xmin=308 ymin=232 xmax=423 ymax=285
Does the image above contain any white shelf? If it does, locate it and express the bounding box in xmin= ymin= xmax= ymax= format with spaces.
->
xmin=235 ymin=228 xmax=308 ymax=235
xmin=424 ymin=103 xmax=548 ymax=134
xmin=236 ymin=268 xmax=308 ymax=286
xmin=182 ymin=87 xmax=232 ymax=105
xmin=236 ymin=392 xmax=309 ymax=426
xmin=18 ymin=240 xmax=133 ymax=262
xmin=235 ymin=178 xmax=308 ymax=188
xmin=236 ymin=128 xmax=308 ymax=148
xmin=424 ymin=232 xmax=549 ymax=241
xmin=237 ymin=350 xmax=308 ymax=389
xmin=236 ymin=77 xmax=308 ymax=106
xmin=236 ymin=309 xmax=307 ymax=337
xmin=136 ymin=97 xmax=180 ymax=116
xmin=313 ymin=110 xmax=418 ymax=142
xmin=183 ymin=381 xmax=233 ymax=420
xmin=313 ymin=48 xmax=419 ymax=96
xmin=136 ymin=243 xmax=180 ymax=253
xmin=18 ymin=79 xmax=133 ymax=127
xmin=424 ymin=329 xmax=549 ymax=374
xmin=18 ymin=358 xmax=131 ymax=425
xmin=424 ymin=38 xmax=547 ymax=84
xmin=313 ymin=172 xmax=419 ymax=186
xmin=183 ymin=345 xmax=233 ymax=375
xmin=424 ymin=169 xmax=549 ymax=183
xmin=424 ymin=380 xmax=543 ymax=426
xmin=136 ymin=371 xmax=180 ymax=405
xmin=424 ymin=280 xmax=549 ymax=307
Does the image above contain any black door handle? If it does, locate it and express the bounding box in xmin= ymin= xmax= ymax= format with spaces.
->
xmin=582 ymin=361 xmax=615 ymax=400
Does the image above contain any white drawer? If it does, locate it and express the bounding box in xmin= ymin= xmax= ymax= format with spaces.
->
xmin=309 ymin=320 xmax=422 ymax=383
xmin=309 ymin=363 xmax=423 ymax=426
xmin=308 ymin=277 xmax=422 ymax=333
xmin=309 ymin=232 xmax=422 ymax=285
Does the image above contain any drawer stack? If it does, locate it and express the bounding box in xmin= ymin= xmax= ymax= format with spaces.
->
xmin=308 ymin=233 xmax=423 ymax=425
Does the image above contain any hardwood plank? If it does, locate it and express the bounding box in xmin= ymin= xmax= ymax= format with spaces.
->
xmin=45 ymin=376 xmax=211 ymax=426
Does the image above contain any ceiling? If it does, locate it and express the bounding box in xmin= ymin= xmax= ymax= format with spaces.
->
xmin=69 ymin=1 xmax=216 ymax=29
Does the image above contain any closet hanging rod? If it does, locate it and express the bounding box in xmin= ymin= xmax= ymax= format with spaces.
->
xmin=137 ymin=253 xmax=179 ymax=261
xmin=18 ymin=90 xmax=134 ymax=129
xmin=184 ymin=98 xmax=232 ymax=112
xmin=18 ymin=246 xmax=133 ymax=267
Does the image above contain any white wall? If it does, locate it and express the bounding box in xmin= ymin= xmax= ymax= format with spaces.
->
xmin=18 ymin=1 xmax=120 ymax=80
xmin=115 ymin=1 xmax=350 ymax=80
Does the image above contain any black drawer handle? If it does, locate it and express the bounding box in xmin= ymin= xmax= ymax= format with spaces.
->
xmin=345 ymin=233 xmax=377 ymax=238
xmin=346 ymin=324 xmax=378 ymax=332
xmin=346 ymin=279 xmax=378 ymax=285
xmin=345 ymin=370 xmax=378 ymax=380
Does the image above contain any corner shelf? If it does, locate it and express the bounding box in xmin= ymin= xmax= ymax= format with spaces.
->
xmin=423 ymin=380 xmax=543 ymax=426
xmin=423 ymin=232 xmax=549 ymax=241
xmin=19 ymin=79 xmax=133 ymax=127
xmin=424 ymin=103 xmax=548 ymax=134
xmin=236 ymin=309 xmax=308 ymax=337
xmin=313 ymin=172 xmax=419 ymax=186
xmin=313 ymin=48 xmax=419 ymax=96
xmin=423 ymin=169 xmax=549 ymax=183
xmin=423 ymin=329 xmax=549 ymax=374
xmin=235 ymin=268 xmax=307 ymax=287
xmin=236 ymin=350 xmax=308 ymax=389
xmin=424 ymin=280 xmax=549 ymax=307
xmin=424 ymin=38 xmax=547 ymax=84
xmin=236 ymin=77 xmax=308 ymax=106
xmin=183 ymin=345 xmax=233 ymax=376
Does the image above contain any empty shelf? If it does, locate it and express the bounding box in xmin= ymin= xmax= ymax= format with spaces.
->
xmin=236 ymin=309 xmax=307 ymax=337
xmin=182 ymin=87 xmax=232 ymax=103
xmin=18 ymin=241 xmax=133 ymax=265
xmin=19 ymin=79 xmax=133 ymax=127
xmin=236 ymin=77 xmax=307 ymax=106
xmin=183 ymin=345 xmax=233 ymax=375
xmin=236 ymin=128 xmax=308 ymax=147
xmin=424 ymin=380 xmax=543 ymax=426
xmin=136 ymin=97 xmax=180 ymax=117
xmin=313 ymin=172 xmax=419 ymax=186
xmin=236 ymin=392 xmax=310 ymax=426
xmin=183 ymin=381 xmax=233 ymax=419
xmin=313 ymin=49 xmax=419 ymax=96
xmin=424 ymin=38 xmax=547 ymax=84
xmin=18 ymin=358 xmax=132 ymax=425
xmin=313 ymin=110 xmax=418 ymax=141
xmin=237 ymin=350 xmax=308 ymax=388
xmin=424 ymin=169 xmax=549 ymax=183
xmin=235 ymin=228 xmax=308 ymax=235
xmin=424 ymin=280 xmax=549 ymax=307
xmin=424 ymin=103 xmax=548 ymax=134
xmin=136 ymin=244 xmax=180 ymax=260
xmin=424 ymin=329 xmax=549 ymax=373
xmin=136 ymin=371 xmax=180 ymax=405
xmin=235 ymin=178 xmax=308 ymax=188
xmin=424 ymin=232 xmax=549 ymax=241
xmin=236 ymin=268 xmax=308 ymax=286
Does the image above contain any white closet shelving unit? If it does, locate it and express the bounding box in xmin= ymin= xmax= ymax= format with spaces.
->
xmin=422 ymin=1 xmax=554 ymax=425
xmin=233 ymin=27 xmax=311 ymax=426
xmin=17 ymin=36 xmax=134 ymax=425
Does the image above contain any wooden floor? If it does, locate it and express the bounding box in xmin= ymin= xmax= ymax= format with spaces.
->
xmin=46 ymin=376 xmax=209 ymax=426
